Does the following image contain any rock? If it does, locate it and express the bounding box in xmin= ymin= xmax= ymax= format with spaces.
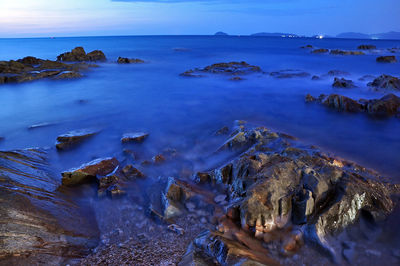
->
xmin=366 ymin=93 xmax=400 ymax=116
xmin=61 ymin=157 xmax=119 ymax=186
xmin=121 ymin=132 xmax=149 ymax=143
xmin=301 ymin=45 xmax=313 ymax=49
xmin=181 ymin=61 xmax=262 ymax=77
xmin=358 ymin=74 xmax=375 ymax=81
xmin=153 ymin=154 xmax=166 ymax=164
xmin=305 ymin=94 xmax=316 ymax=102
xmin=215 ymin=126 xmax=229 ymax=136
xmin=327 ymin=70 xmax=350 ymax=76
xmin=357 ymin=44 xmax=377 ymax=50
xmin=376 ymin=56 xmax=397 ymax=63
xmin=330 ymin=49 xmax=365 ymax=55
xmin=0 ymin=136 xmax=4 ymax=141
xmin=332 ymin=77 xmax=357 ymax=88
xmin=0 ymin=149 xmax=98 ymax=263
xmin=117 ymin=57 xmax=144 ymax=64
xmin=179 ymin=70 xmax=203 ymax=78
xmin=56 ymin=128 xmax=99 ymax=150
xmin=107 ymin=184 xmax=126 ymax=198
xmin=121 ymin=164 xmax=145 ymax=179
xmin=368 ymin=74 xmax=400 ymax=91
xmin=57 ymin=47 xmax=107 ymax=62
xmin=311 ymin=75 xmax=320 ymax=80
xmin=17 ymin=56 xmax=43 ymax=65
xmin=270 ymin=69 xmax=310 ymax=79
xmin=230 ymin=76 xmax=244 ymax=81
xmin=322 ymin=94 xmax=364 ymax=112
xmin=52 ymin=71 xmax=82 ymax=80
xmin=312 ymin=48 xmax=329 ymax=54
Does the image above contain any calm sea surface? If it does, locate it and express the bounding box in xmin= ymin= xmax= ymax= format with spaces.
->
xmin=0 ymin=35 xmax=399 ymax=180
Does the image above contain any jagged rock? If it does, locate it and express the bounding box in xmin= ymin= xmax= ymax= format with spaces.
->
xmin=180 ymin=61 xmax=262 ymax=78
xmin=121 ymin=132 xmax=149 ymax=143
xmin=368 ymin=74 xmax=400 ymax=91
xmin=61 ymin=157 xmax=119 ymax=186
xmin=357 ymin=45 xmax=376 ymax=50
xmin=312 ymin=48 xmax=329 ymax=54
xmin=376 ymin=56 xmax=397 ymax=63
xmin=332 ymin=77 xmax=357 ymax=88
xmin=117 ymin=57 xmax=144 ymax=64
xmin=322 ymin=94 xmax=364 ymax=112
xmin=330 ymin=50 xmax=365 ymax=55
xmin=56 ymin=128 xmax=99 ymax=150
xmin=57 ymin=47 xmax=106 ymax=62
xmin=0 ymin=149 xmax=99 ymax=263
xmin=366 ymin=93 xmax=400 ymax=115
xmin=270 ymin=69 xmax=310 ymax=79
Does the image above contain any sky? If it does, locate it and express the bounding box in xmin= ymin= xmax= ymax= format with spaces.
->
xmin=0 ymin=0 xmax=399 ymax=37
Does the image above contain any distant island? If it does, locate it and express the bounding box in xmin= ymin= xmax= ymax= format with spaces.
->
xmin=214 ymin=31 xmax=229 ymax=36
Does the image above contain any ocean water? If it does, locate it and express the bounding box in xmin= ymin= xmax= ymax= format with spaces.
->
xmin=0 ymin=35 xmax=400 ymax=181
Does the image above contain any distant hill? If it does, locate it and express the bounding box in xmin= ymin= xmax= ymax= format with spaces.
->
xmin=214 ymin=31 xmax=228 ymax=36
xmin=336 ymin=31 xmax=400 ymax=40
xmin=251 ymin=32 xmax=300 ymax=37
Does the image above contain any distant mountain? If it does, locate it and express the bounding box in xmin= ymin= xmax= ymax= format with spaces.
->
xmin=336 ymin=31 xmax=400 ymax=40
xmin=251 ymin=32 xmax=300 ymax=37
xmin=214 ymin=31 xmax=228 ymax=36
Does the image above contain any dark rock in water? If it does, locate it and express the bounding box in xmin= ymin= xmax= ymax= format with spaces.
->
xmin=52 ymin=71 xmax=82 ymax=80
xmin=57 ymin=47 xmax=106 ymax=62
xmin=368 ymin=74 xmax=400 ymax=91
xmin=182 ymin=123 xmax=399 ymax=264
xmin=366 ymin=93 xmax=400 ymax=116
xmin=181 ymin=61 xmax=262 ymax=78
xmin=305 ymin=94 xmax=316 ymax=102
xmin=332 ymin=77 xmax=357 ymax=88
xmin=301 ymin=44 xmax=313 ymax=49
xmin=179 ymin=70 xmax=203 ymax=78
xmin=215 ymin=126 xmax=230 ymax=136
xmin=376 ymin=56 xmax=397 ymax=63
xmin=323 ymin=94 xmax=364 ymax=112
xmin=230 ymin=76 xmax=244 ymax=81
xmin=311 ymin=75 xmax=320 ymax=80
xmin=56 ymin=128 xmax=99 ymax=150
xmin=270 ymin=69 xmax=310 ymax=79
xmin=312 ymin=48 xmax=329 ymax=54
xmin=121 ymin=164 xmax=145 ymax=179
xmin=327 ymin=70 xmax=350 ymax=76
xmin=358 ymin=44 xmax=377 ymax=50
xmin=153 ymin=154 xmax=166 ymax=164
xmin=0 ymin=136 xmax=4 ymax=141
xmin=0 ymin=149 xmax=99 ymax=263
xmin=330 ymin=49 xmax=365 ymax=55
xmin=117 ymin=57 xmax=145 ymax=64
xmin=121 ymin=132 xmax=149 ymax=143
xmin=61 ymin=157 xmax=119 ymax=186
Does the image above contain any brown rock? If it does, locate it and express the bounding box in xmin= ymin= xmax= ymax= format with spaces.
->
xmin=332 ymin=77 xmax=357 ymax=88
xmin=121 ymin=132 xmax=149 ymax=143
xmin=357 ymin=44 xmax=377 ymax=50
xmin=366 ymin=93 xmax=400 ymax=116
xmin=322 ymin=94 xmax=363 ymax=112
xmin=117 ymin=57 xmax=144 ymax=64
xmin=368 ymin=74 xmax=400 ymax=91
xmin=312 ymin=48 xmax=329 ymax=54
xmin=376 ymin=56 xmax=397 ymax=63
xmin=122 ymin=164 xmax=145 ymax=179
xmin=56 ymin=128 xmax=98 ymax=150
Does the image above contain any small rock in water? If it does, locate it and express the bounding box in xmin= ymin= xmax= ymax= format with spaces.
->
xmin=152 ymin=154 xmax=166 ymax=164
xmin=117 ymin=57 xmax=145 ymax=64
xmin=122 ymin=164 xmax=145 ymax=179
xmin=168 ymin=224 xmax=185 ymax=235
xmin=56 ymin=128 xmax=99 ymax=150
xmin=376 ymin=56 xmax=397 ymax=63
xmin=332 ymin=77 xmax=357 ymax=88
xmin=215 ymin=126 xmax=229 ymax=136
xmin=121 ymin=132 xmax=149 ymax=143
xmin=358 ymin=44 xmax=376 ymax=50
xmin=214 ymin=194 xmax=227 ymax=203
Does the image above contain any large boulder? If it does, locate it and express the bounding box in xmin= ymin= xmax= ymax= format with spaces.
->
xmin=57 ymin=47 xmax=106 ymax=62
xmin=366 ymin=93 xmax=400 ymax=116
xmin=368 ymin=74 xmax=400 ymax=91
xmin=0 ymin=149 xmax=99 ymax=264
xmin=322 ymin=94 xmax=364 ymax=112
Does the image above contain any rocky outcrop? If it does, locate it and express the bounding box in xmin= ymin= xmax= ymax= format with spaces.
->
xmin=181 ymin=123 xmax=399 ymax=265
xmin=117 ymin=57 xmax=145 ymax=64
xmin=312 ymin=49 xmax=329 ymax=54
xmin=368 ymin=74 xmax=400 ymax=91
xmin=180 ymin=61 xmax=262 ymax=78
xmin=0 ymin=56 xmax=96 ymax=85
xmin=270 ymin=69 xmax=310 ymax=79
xmin=57 ymin=47 xmax=106 ymax=62
xmin=376 ymin=56 xmax=397 ymax=63
xmin=306 ymin=93 xmax=400 ymax=116
xmin=332 ymin=77 xmax=357 ymax=88
xmin=357 ymin=44 xmax=376 ymax=50
xmin=330 ymin=49 xmax=365 ymax=55
xmin=56 ymin=128 xmax=99 ymax=150
xmin=0 ymin=149 xmax=99 ymax=264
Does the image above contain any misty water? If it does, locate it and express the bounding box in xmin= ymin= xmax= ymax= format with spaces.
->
xmin=0 ymin=36 xmax=399 ymax=180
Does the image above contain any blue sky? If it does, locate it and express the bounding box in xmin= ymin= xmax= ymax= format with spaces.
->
xmin=0 ymin=0 xmax=398 ymax=37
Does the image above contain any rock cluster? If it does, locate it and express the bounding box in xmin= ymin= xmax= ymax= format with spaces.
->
xmin=181 ymin=123 xmax=399 ymax=264
xmin=306 ymin=93 xmax=400 ymax=116
xmin=57 ymin=47 xmax=106 ymax=62
xmin=332 ymin=77 xmax=357 ymax=88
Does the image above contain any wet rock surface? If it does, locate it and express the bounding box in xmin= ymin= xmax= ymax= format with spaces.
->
xmin=117 ymin=57 xmax=145 ymax=64
xmin=121 ymin=132 xmax=149 ymax=143
xmin=56 ymin=128 xmax=99 ymax=150
xmin=368 ymin=74 xmax=400 ymax=91
xmin=0 ymin=149 xmax=99 ymax=264
xmin=0 ymin=54 xmax=97 ymax=85
xmin=332 ymin=77 xmax=357 ymax=88
xmin=307 ymin=93 xmax=400 ymax=116
xmin=180 ymin=61 xmax=262 ymax=78
xmin=376 ymin=56 xmax=397 ymax=63
xmin=57 ymin=47 xmax=106 ymax=62
xmin=330 ymin=49 xmax=365 ymax=55
xmin=357 ymin=44 xmax=377 ymax=50
xmin=312 ymin=48 xmax=329 ymax=54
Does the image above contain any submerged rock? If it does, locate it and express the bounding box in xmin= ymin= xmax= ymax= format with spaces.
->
xmin=57 ymin=47 xmax=106 ymax=62
xmin=330 ymin=49 xmax=365 ymax=55
xmin=368 ymin=74 xmax=400 ymax=91
xmin=332 ymin=77 xmax=357 ymax=88
xmin=117 ymin=57 xmax=144 ymax=64
xmin=61 ymin=157 xmax=119 ymax=186
xmin=182 ymin=123 xmax=399 ymax=265
xmin=327 ymin=70 xmax=350 ymax=76
xmin=376 ymin=56 xmax=397 ymax=63
xmin=357 ymin=44 xmax=377 ymax=50
xmin=312 ymin=48 xmax=329 ymax=54
xmin=56 ymin=128 xmax=99 ymax=150
xmin=180 ymin=61 xmax=262 ymax=78
xmin=0 ymin=149 xmax=99 ymax=263
xmin=121 ymin=132 xmax=149 ymax=143
xmin=301 ymin=45 xmax=313 ymax=49
xmin=270 ymin=69 xmax=310 ymax=79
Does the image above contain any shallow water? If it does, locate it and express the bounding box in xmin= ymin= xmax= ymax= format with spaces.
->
xmin=0 ymin=35 xmax=400 ymax=181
